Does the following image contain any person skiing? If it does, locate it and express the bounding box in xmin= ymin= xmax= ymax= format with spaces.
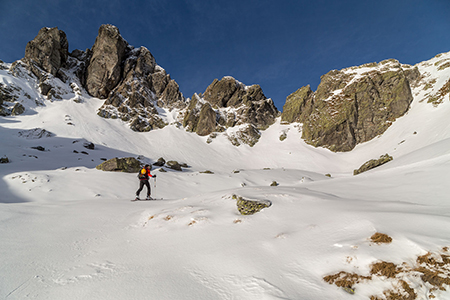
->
xmin=135 ymin=164 xmax=156 ymax=200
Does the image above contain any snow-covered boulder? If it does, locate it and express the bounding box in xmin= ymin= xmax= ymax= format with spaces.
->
xmin=233 ymin=194 xmax=272 ymax=215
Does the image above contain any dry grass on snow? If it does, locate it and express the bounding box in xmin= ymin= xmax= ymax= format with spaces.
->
xmin=324 ymin=233 xmax=450 ymax=299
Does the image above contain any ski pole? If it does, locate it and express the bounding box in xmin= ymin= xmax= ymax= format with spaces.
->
xmin=153 ymin=177 xmax=156 ymax=199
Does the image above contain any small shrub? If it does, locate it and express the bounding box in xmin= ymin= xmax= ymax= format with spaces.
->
xmin=370 ymin=232 xmax=393 ymax=244
xmin=323 ymin=271 xmax=371 ymax=289
xmin=370 ymin=261 xmax=401 ymax=278
xmin=324 ymin=237 xmax=450 ymax=299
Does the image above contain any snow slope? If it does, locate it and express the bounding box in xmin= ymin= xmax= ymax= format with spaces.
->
xmin=1 ymin=51 xmax=450 ymax=299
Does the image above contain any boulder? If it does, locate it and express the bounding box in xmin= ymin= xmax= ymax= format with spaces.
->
xmin=96 ymin=157 xmax=141 ymax=173
xmin=233 ymin=195 xmax=272 ymax=215
xmin=31 ymin=146 xmax=46 ymax=151
xmin=166 ymin=160 xmax=182 ymax=171
xmin=86 ymin=24 xmax=128 ymax=98
xmin=83 ymin=142 xmax=95 ymax=150
xmin=153 ymin=157 xmax=166 ymax=167
xmin=353 ymin=154 xmax=393 ymax=175
xmin=24 ymin=27 xmax=69 ymax=78
xmin=11 ymin=103 xmax=25 ymax=116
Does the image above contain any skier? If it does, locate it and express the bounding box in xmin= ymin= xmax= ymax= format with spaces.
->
xmin=135 ymin=164 xmax=156 ymax=200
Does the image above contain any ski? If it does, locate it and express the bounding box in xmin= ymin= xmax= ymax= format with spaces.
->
xmin=131 ymin=198 xmax=163 ymax=201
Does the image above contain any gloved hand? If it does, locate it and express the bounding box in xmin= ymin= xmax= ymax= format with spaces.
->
xmin=153 ymin=174 xmax=157 ymax=178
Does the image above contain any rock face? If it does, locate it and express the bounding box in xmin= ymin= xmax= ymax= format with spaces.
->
xmin=17 ymin=25 xmax=185 ymax=133
xmin=86 ymin=25 xmax=128 ymax=99
xmin=12 ymin=25 xmax=438 ymax=151
xmin=183 ymin=77 xmax=279 ymax=145
xmin=21 ymin=27 xmax=70 ymax=99
xmin=89 ymin=25 xmax=185 ymax=132
xmin=12 ymin=25 xmax=277 ymax=146
xmin=24 ymin=27 xmax=69 ymax=79
xmin=203 ymin=77 xmax=277 ymax=128
xmin=282 ymin=60 xmax=420 ymax=151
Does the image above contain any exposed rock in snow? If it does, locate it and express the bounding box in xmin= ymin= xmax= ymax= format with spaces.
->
xmin=282 ymin=60 xmax=422 ymax=152
xmin=24 ymin=27 xmax=69 ymax=79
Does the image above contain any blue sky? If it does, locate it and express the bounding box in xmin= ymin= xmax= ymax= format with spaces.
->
xmin=1 ymin=0 xmax=450 ymax=110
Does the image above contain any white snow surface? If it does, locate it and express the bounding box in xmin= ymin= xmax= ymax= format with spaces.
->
xmin=1 ymin=52 xmax=450 ymax=299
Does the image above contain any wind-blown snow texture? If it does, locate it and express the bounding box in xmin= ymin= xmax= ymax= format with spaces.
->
xmin=1 ymin=51 xmax=450 ymax=299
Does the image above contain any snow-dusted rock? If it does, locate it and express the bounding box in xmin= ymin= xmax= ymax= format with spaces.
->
xmin=86 ymin=24 xmax=128 ymax=98
xmin=183 ymin=76 xmax=278 ymax=145
xmin=24 ymin=27 xmax=69 ymax=79
xmin=282 ymin=60 xmax=421 ymax=152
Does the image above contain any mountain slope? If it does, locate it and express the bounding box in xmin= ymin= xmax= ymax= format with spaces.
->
xmin=1 ymin=41 xmax=450 ymax=299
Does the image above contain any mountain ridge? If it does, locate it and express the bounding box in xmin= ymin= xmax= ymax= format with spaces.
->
xmin=1 ymin=24 xmax=449 ymax=152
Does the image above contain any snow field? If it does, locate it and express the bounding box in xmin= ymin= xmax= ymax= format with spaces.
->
xmin=1 ymin=51 xmax=450 ymax=299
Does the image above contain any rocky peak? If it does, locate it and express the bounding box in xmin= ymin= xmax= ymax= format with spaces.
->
xmin=203 ymin=76 xmax=267 ymax=108
xmin=183 ymin=76 xmax=279 ymax=146
xmin=86 ymin=24 xmax=129 ymax=98
xmin=24 ymin=27 xmax=69 ymax=80
xmin=87 ymin=25 xmax=185 ymax=132
xmin=281 ymin=60 xmax=421 ymax=152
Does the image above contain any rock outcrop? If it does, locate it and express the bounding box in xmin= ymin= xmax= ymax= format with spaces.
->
xmin=15 ymin=25 xmax=186 ymax=133
xmin=20 ymin=27 xmax=70 ymax=99
xmin=85 ymin=25 xmax=128 ymax=99
xmin=24 ymin=27 xmax=69 ymax=79
xmin=11 ymin=24 xmax=440 ymax=151
xmin=9 ymin=25 xmax=277 ymax=145
xmin=282 ymin=60 xmax=421 ymax=151
xmin=90 ymin=25 xmax=185 ymax=132
xmin=183 ymin=77 xmax=279 ymax=145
